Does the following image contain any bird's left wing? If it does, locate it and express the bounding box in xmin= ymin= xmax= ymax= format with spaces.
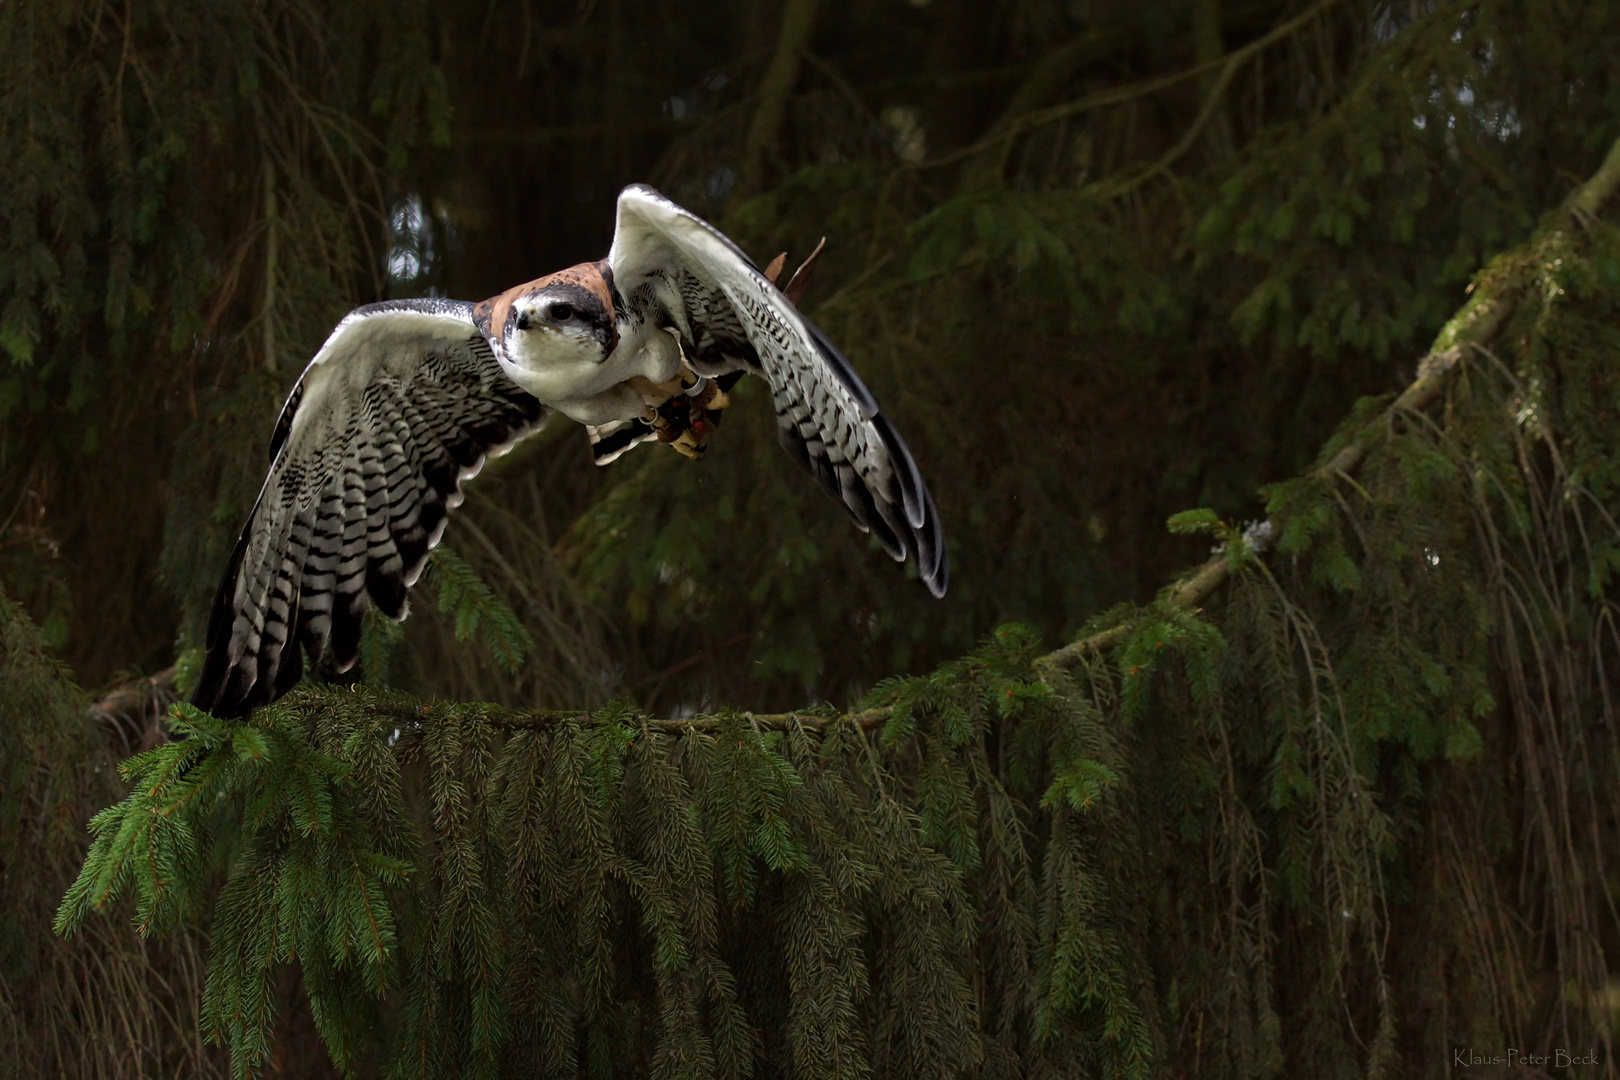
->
xmin=607 ymin=184 xmax=948 ymax=597
xmin=191 ymin=299 xmax=548 ymax=718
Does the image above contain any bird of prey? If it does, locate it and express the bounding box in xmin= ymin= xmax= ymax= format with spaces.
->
xmin=190 ymin=186 xmax=947 ymax=718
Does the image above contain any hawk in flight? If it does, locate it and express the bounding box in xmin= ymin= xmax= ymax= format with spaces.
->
xmin=191 ymin=185 xmax=948 ymax=718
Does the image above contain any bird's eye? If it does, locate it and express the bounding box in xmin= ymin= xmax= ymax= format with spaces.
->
xmin=549 ymin=303 xmax=575 ymax=322
xmin=515 ymin=312 xmax=531 ymax=331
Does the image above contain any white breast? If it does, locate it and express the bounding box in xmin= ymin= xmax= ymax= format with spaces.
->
xmin=506 ymin=321 xmax=686 ymax=425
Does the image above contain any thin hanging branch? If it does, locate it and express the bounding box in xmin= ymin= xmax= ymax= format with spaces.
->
xmin=915 ymin=0 xmax=1347 ymax=173
xmin=1038 ymin=132 xmax=1620 ymax=674
xmin=97 ymin=134 xmax=1620 ymax=745
xmin=136 ymin=133 xmax=1620 ymax=741
xmin=955 ymin=27 xmax=1117 ymax=191
xmin=441 ymin=130 xmax=1620 ymax=733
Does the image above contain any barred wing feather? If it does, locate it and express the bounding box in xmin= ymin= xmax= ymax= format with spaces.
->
xmin=607 ymin=184 xmax=947 ymax=597
xmin=191 ymin=299 xmax=548 ymax=718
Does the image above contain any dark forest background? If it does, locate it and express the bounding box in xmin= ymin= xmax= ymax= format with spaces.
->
xmin=11 ymin=0 xmax=1557 ymax=710
xmin=4 ymin=0 xmax=1620 ymax=1077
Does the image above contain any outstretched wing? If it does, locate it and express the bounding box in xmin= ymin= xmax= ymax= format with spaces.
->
xmin=191 ymin=299 xmax=549 ymax=718
xmin=606 ymin=184 xmax=948 ymax=597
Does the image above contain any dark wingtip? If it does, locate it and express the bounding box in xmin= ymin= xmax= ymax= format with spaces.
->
xmin=924 ymin=539 xmax=949 ymax=597
xmin=914 ymin=483 xmax=949 ymax=599
xmin=871 ymin=413 xmax=926 ymax=531
xmin=190 ymin=514 xmax=259 ymax=720
xmin=867 ymin=411 xmax=944 ymax=592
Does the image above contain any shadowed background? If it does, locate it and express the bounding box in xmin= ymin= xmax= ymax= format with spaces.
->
xmin=4 ymin=0 xmax=1620 ymax=1076
xmin=13 ymin=0 xmax=1576 ymax=714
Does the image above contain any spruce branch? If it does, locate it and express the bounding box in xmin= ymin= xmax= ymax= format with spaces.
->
xmin=108 ymin=132 xmax=1620 ymax=751
xmin=421 ymin=131 xmax=1620 ymax=734
xmin=421 ymin=543 xmax=535 ymax=674
xmin=1039 ymin=131 xmax=1620 ymax=675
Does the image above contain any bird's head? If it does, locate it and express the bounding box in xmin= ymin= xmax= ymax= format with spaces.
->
xmin=476 ymin=262 xmax=621 ymax=399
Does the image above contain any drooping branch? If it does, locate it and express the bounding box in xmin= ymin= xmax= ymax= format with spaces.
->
xmin=667 ymin=131 xmax=1620 ymax=726
xmin=917 ymin=0 xmax=1346 ymax=173
xmin=1037 ymin=131 xmax=1620 ymax=674
xmin=142 ymin=141 xmax=1620 ymax=742
xmin=955 ymin=28 xmax=1116 ymax=191
xmin=1317 ymin=132 xmax=1620 ymax=481
xmin=169 ymin=133 xmax=1620 ymax=745
xmin=365 ymin=698 xmax=892 ymax=736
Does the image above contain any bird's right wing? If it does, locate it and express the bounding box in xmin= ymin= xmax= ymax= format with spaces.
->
xmin=607 ymin=184 xmax=947 ymax=597
xmin=191 ymin=299 xmax=549 ymax=718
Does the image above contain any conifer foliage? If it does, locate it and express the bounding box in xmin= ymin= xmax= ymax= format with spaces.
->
xmin=44 ymin=154 xmax=1620 ymax=1069
xmin=7 ymin=0 xmax=1620 ymax=1077
xmin=55 ymin=633 xmax=1070 ymax=1079
xmin=0 ymin=592 xmax=217 ymax=1075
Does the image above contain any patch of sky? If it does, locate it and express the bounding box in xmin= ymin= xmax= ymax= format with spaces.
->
xmin=387 ymin=194 xmax=434 ymax=289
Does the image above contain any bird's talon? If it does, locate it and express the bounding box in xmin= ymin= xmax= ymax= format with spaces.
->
xmin=670 ymin=429 xmax=706 ymax=459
